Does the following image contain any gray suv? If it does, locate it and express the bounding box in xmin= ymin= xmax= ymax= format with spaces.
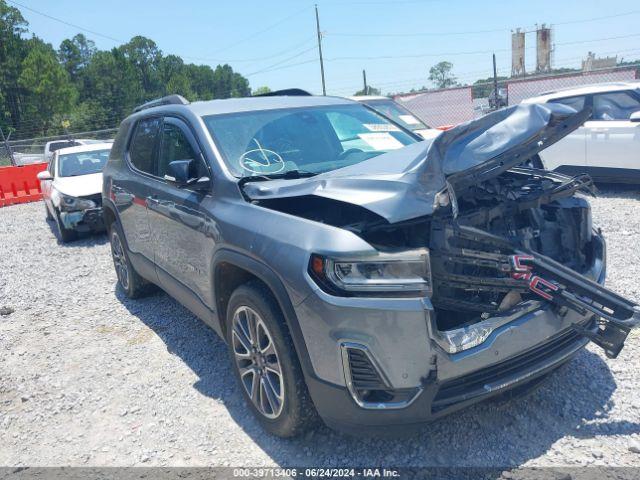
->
xmin=102 ymin=92 xmax=639 ymax=437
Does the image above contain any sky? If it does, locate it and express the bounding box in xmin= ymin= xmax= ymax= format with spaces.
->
xmin=9 ymin=0 xmax=640 ymax=96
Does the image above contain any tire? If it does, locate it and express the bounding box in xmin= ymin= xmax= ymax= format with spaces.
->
xmin=108 ymin=221 xmax=151 ymax=299
xmin=45 ymin=202 xmax=53 ymax=221
xmin=226 ymin=281 xmax=318 ymax=437
xmin=54 ymin=209 xmax=77 ymax=243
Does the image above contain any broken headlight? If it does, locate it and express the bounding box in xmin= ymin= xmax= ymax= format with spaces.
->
xmin=309 ymin=249 xmax=432 ymax=297
xmin=58 ymin=193 xmax=96 ymax=211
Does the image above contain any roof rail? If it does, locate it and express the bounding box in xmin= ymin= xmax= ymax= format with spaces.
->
xmin=133 ymin=94 xmax=189 ymax=113
xmin=253 ymin=88 xmax=312 ymax=97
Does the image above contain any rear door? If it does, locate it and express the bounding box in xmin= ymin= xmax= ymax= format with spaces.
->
xmin=114 ymin=116 xmax=161 ymax=262
xmin=538 ymin=95 xmax=588 ymax=172
xmin=147 ymin=117 xmax=216 ymax=306
xmin=585 ymin=90 xmax=640 ymax=178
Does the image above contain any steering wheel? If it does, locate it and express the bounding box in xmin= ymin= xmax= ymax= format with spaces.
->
xmin=337 ymin=148 xmax=364 ymax=161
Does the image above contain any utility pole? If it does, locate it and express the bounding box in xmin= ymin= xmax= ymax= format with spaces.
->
xmin=315 ymin=4 xmax=326 ymax=95
xmin=492 ymin=53 xmax=499 ymax=110
xmin=362 ymin=69 xmax=368 ymax=95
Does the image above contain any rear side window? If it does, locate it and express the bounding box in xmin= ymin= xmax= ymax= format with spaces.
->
xmin=129 ymin=118 xmax=161 ymax=174
xmin=549 ymin=96 xmax=585 ymax=111
xmin=592 ymin=91 xmax=640 ymax=120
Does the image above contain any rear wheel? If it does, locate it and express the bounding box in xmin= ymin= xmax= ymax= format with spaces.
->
xmin=109 ymin=222 xmax=151 ymax=299
xmin=226 ymin=281 xmax=318 ymax=437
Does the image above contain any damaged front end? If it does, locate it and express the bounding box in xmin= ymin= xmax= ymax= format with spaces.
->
xmin=244 ymin=102 xmax=639 ymax=360
xmin=426 ymin=168 xmax=638 ymax=359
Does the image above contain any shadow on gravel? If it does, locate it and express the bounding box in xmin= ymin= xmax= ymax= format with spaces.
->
xmin=594 ymin=183 xmax=640 ymax=199
xmin=44 ymin=217 xmax=108 ymax=246
xmin=116 ymin=286 xmax=639 ymax=469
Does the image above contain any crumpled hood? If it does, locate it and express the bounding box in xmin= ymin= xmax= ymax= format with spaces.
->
xmin=243 ymin=103 xmax=589 ymax=224
xmin=53 ymin=172 xmax=103 ymax=197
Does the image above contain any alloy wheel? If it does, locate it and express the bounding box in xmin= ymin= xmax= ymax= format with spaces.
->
xmin=231 ymin=306 xmax=284 ymax=419
xmin=111 ymin=231 xmax=130 ymax=291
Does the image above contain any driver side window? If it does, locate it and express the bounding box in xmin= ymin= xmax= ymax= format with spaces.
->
xmin=158 ymin=121 xmax=207 ymax=179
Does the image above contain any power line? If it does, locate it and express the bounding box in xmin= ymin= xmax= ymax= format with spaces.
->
xmin=7 ymin=0 xmax=123 ymax=43
xmin=7 ymin=0 xmax=313 ymax=66
xmin=322 ymin=32 xmax=640 ymax=62
xmin=206 ymin=5 xmax=312 ymax=55
xmin=329 ymin=9 xmax=640 ymax=37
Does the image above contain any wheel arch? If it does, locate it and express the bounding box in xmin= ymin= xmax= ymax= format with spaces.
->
xmin=211 ymin=249 xmax=317 ymax=379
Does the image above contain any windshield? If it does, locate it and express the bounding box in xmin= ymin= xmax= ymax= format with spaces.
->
xmin=203 ymin=104 xmax=418 ymax=178
xmin=364 ymin=99 xmax=430 ymax=131
xmin=57 ymin=149 xmax=110 ymax=177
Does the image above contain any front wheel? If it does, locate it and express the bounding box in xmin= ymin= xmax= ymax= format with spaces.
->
xmin=226 ymin=281 xmax=318 ymax=437
xmin=54 ymin=209 xmax=77 ymax=243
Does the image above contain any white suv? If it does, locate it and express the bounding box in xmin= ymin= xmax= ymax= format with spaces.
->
xmin=522 ymin=82 xmax=640 ymax=182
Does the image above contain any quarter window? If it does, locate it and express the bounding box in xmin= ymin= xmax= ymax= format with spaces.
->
xmin=129 ymin=118 xmax=161 ymax=174
xmin=592 ymin=91 xmax=640 ymax=121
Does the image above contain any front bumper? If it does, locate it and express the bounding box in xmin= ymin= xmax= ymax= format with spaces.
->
xmin=295 ymin=235 xmax=606 ymax=432
xmin=60 ymin=207 xmax=105 ymax=232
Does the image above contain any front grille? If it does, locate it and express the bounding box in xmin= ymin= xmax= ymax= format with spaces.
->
xmin=432 ymin=325 xmax=587 ymax=412
xmin=346 ymin=348 xmax=387 ymax=390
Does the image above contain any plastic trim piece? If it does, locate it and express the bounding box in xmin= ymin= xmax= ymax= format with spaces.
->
xmin=340 ymin=342 xmax=422 ymax=410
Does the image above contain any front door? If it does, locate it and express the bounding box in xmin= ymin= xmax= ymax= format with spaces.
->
xmin=585 ymin=90 xmax=640 ymax=178
xmin=147 ymin=117 xmax=217 ymax=307
xmin=540 ymin=95 xmax=588 ymax=172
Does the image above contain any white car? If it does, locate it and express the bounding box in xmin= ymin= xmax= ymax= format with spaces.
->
xmin=37 ymin=143 xmax=111 ymax=242
xmin=44 ymin=138 xmax=110 ymax=163
xmin=522 ymin=82 xmax=640 ymax=182
xmin=349 ymin=95 xmax=441 ymax=140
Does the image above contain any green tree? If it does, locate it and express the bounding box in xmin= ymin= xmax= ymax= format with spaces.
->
xmin=82 ymin=49 xmax=143 ymax=125
xmin=353 ymin=86 xmax=381 ymax=96
xmin=0 ymin=0 xmax=28 ymax=131
xmin=18 ymin=43 xmax=77 ymax=134
xmin=252 ymin=86 xmax=272 ymax=95
xmin=212 ymin=64 xmax=250 ymax=98
xmin=119 ymin=36 xmax=162 ymax=98
xmin=185 ymin=64 xmax=216 ymax=100
xmin=58 ymin=33 xmax=96 ymax=84
xmin=160 ymin=55 xmax=194 ymax=99
xmin=428 ymin=61 xmax=457 ymax=89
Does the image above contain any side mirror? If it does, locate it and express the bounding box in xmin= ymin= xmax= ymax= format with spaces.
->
xmin=37 ymin=170 xmax=53 ymax=181
xmin=630 ymin=111 xmax=640 ymax=123
xmin=164 ymin=159 xmax=210 ymax=190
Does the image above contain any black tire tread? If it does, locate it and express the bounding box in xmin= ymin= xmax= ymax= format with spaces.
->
xmin=226 ymin=280 xmax=319 ymax=437
xmin=108 ymin=221 xmax=154 ymax=299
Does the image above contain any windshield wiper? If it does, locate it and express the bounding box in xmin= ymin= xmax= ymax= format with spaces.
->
xmin=239 ymin=169 xmax=318 ymax=184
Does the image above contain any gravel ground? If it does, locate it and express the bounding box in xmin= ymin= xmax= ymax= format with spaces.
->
xmin=1 ymin=191 xmax=640 ymax=468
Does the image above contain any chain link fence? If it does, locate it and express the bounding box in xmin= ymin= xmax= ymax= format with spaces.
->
xmin=392 ymin=66 xmax=639 ymax=128
xmin=0 ymin=128 xmax=118 ymax=167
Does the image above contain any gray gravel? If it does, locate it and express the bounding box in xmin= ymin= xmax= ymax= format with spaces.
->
xmin=1 ymin=191 xmax=640 ymax=468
